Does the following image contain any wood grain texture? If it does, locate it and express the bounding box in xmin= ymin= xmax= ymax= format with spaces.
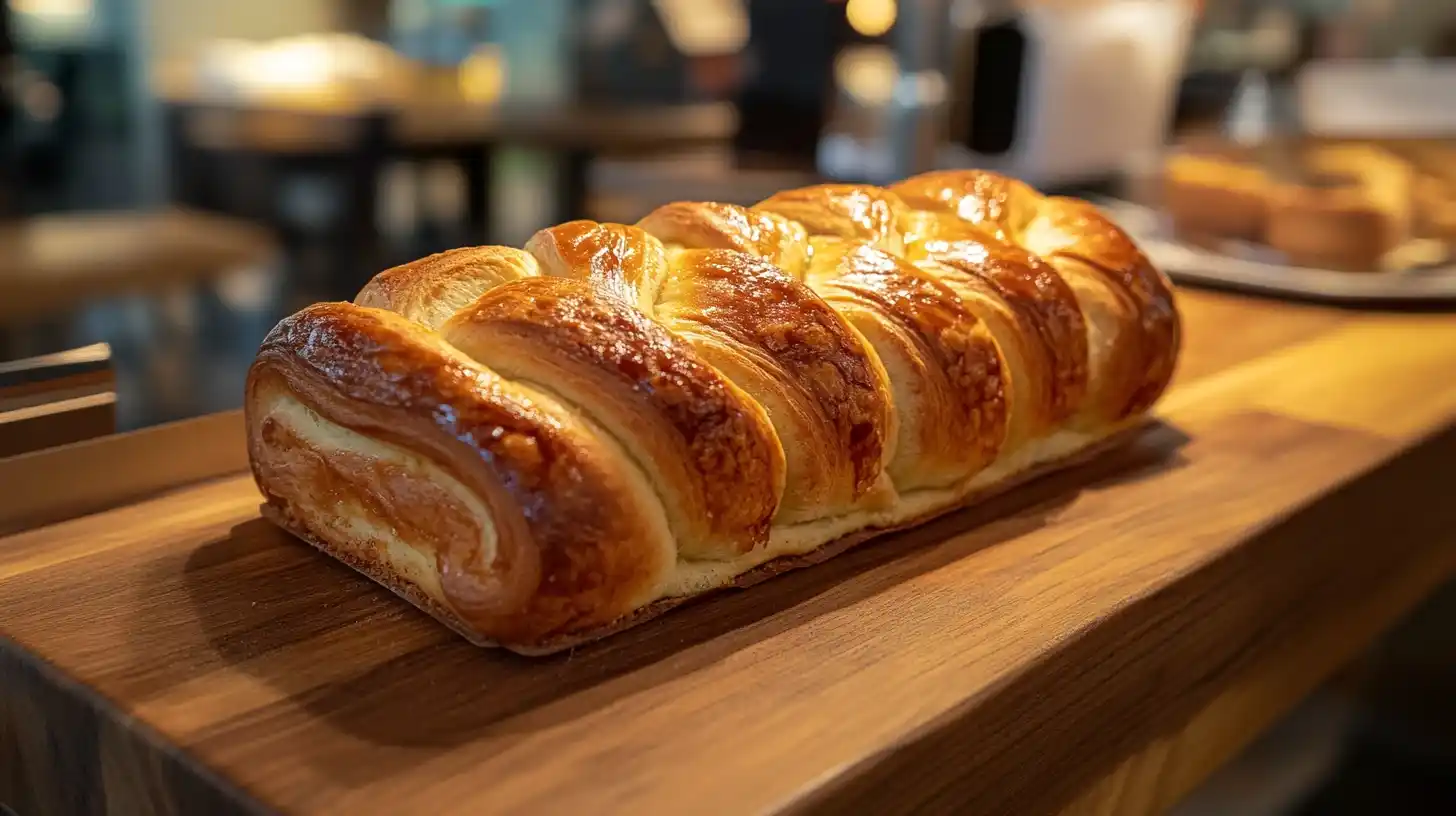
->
xmin=2 ymin=289 xmax=1455 ymax=815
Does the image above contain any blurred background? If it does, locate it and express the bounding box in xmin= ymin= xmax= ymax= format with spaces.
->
xmin=0 ymin=2 xmax=1454 ymax=810
xmin=4 ymin=0 xmax=1456 ymax=429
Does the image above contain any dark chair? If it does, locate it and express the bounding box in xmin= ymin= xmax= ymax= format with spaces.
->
xmin=165 ymin=102 xmax=389 ymax=295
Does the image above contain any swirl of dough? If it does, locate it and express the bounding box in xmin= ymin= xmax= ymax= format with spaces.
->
xmin=245 ymin=169 xmax=1181 ymax=653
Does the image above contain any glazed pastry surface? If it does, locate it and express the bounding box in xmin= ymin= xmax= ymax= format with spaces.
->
xmin=246 ymin=170 xmax=1181 ymax=653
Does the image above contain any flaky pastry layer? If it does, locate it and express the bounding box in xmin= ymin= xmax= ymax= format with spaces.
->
xmin=245 ymin=170 xmax=1181 ymax=653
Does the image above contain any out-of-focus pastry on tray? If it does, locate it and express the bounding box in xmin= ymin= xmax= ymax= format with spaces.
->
xmin=1160 ymin=141 xmax=1453 ymax=273
xmin=1262 ymin=144 xmax=1416 ymax=272
xmin=1097 ymin=137 xmax=1456 ymax=304
xmin=1163 ymin=153 xmax=1270 ymax=242
xmin=1415 ymin=165 xmax=1456 ymax=241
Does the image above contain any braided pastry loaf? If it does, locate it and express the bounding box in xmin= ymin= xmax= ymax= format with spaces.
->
xmin=246 ymin=171 xmax=1180 ymax=654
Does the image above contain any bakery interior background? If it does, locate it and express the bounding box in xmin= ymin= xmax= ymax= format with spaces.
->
xmin=1 ymin=1 xmax=1454 ymax=811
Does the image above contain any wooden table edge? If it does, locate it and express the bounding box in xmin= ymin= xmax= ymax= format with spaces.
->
xmin=1 ymin=635 xmax=269 ymax=814
xmin=788 ymin=417 xmax=1456 ymax=814
xmin=0 ymin=409 xmax=248 ymax=536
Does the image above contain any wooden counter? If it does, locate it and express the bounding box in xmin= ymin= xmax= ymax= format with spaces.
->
xmin=3 ymin=290 xmax=1455 ymax=815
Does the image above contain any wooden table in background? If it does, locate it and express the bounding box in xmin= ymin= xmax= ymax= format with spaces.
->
xmin=2 ymin=289 xmax=1455 ymax=815
xmin=0 ymin=209 xmax=276 ymax=324
xmin=165 ymin=85 xmax=738 ymax=238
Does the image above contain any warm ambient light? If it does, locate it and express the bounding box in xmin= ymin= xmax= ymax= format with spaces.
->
xmin=846 ymin=0 xmax=896 ymax=38
xmin=11 ymin=0 xmax=92 ymax=16
xmin=458 ymin=45 xmax=506 ymax=104
xmin=835 ymin=45 xmax=897 ymax=107
xmin=653 ymin=0 xmax=749 ymax=56
xmin=198 ymin=35 xmax=404 ymax=105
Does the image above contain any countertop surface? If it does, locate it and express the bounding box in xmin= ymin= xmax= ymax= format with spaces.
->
xmin=3 ymin=289 xmax=1455 ymax=814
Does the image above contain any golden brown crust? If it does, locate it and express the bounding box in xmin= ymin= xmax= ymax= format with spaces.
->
xmin=442 ymin=276 xmax=784 ymax=558
xmin=246 ymin=302 xmax=672 ymax=645
xmin=355 ymin=246 xmax=540 ymax=329
xmin=756 ymin=184 xmax=907 ymax=255
xmin=1029 ymin=197 xmax=1181 ymax=418
xmin=636 ymin=197 xmax=1009 ymax=492
xmin=638 ymin=201 xmax=810 ymax=274
xmin=657 ymin=248 xmax=891 ymax=510
xmin=245 ymin=169 xmax=1183 ymax=654
xmin=526 ymin=220 xmax=668 ymax=310
xmin=895 ymin=169 xmax=1177 ymax=423
xmin=890 ymin=170 xmax=1041 ymax=237
xmin=810 ymin=244 xmax=1008 ymax=489
xmin=930 ymin=234 xmax=1089 ymax=429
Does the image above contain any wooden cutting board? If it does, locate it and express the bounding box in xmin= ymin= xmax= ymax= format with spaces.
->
xmin=3 ymin=290 xmax=1456 ymax=815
